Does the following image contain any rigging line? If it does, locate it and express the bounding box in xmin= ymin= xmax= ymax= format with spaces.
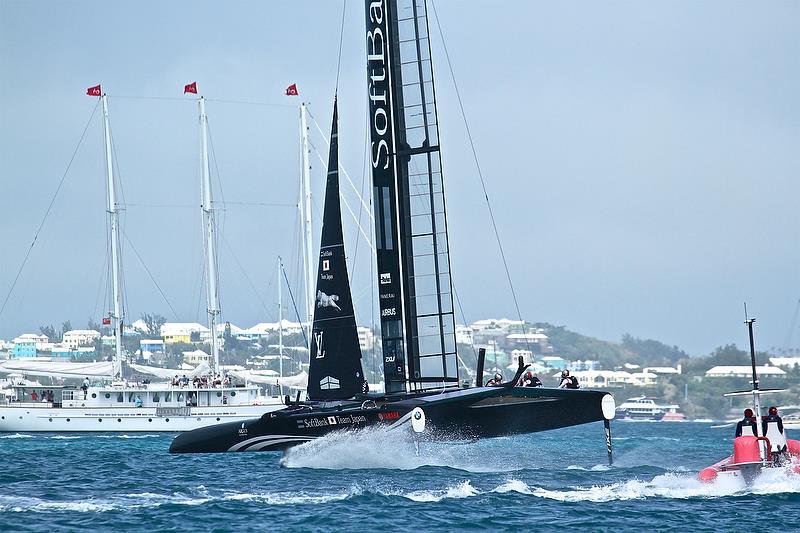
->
xmin=452 ymin=279 xmax=478 ymax=361
xmin=311 ymin=149 xmax=375 ymax=254
xmin=110 ymin=95 xmax=189 ymax=102
xmin=350 ymin=86 xmax=372 ymax=278
xmin=0 ymin=100 xmax=101 ymax=319
xmin=782 ymin=298 xmax=800 ymax=351
xmin=334 ymin=0 xmax=347 ymax=93
xmin=430 ymin=0 xmax=532 ymax=351
xmin=122 ymin=232 xmax=179 ymax=320
xmin=309 ymin=116 xmax=374 ymax=221
xmin=219 ymin=233 xmax=273 ymax=320
xmin=281 ymin=264 xmax=309 ymax=348
xmin=123 ymin=203 xmax=196 ymax=208
xmin=205 ymin=98 xmax=295 ymax=109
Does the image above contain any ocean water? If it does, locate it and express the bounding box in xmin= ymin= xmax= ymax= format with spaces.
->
xmin=1 ymin=422 xmax=798 ymax=531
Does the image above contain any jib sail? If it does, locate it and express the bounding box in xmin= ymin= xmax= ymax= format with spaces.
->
xmin=366 ymin=0 xmax=458 ymax=393
xmin=307 ymin=100 xmax=367 ymax=400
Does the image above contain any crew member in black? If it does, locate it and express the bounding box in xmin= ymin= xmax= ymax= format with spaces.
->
xmin=762 ymin=406 xmax=784 ymax=436
xmin=486 ymin=373 xmax=503 ymax=387
xmin=519 ymin=371 xmax=542 ymax=388
xmin=734 ymin=408 xmax=757 ymax=437
xmin=558 ymin=370 xmax=580 ymax=389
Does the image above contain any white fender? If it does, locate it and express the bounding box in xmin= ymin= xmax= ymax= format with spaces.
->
xmin=411 ymin=407 xmax=426 ymax=433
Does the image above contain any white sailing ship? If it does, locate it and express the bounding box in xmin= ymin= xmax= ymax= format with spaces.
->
xmin=0 ymin=89 xmax=303 ymax=432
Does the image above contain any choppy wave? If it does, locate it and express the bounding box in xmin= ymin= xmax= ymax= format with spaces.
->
xmin=0 ymin=434 xmax=33 ymax=439
xmin=282 ymin=427 xmax=534 ymax=472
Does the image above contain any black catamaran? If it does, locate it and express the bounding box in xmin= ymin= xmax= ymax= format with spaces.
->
xmin=170 ymin=0 xmax=615 ymax=455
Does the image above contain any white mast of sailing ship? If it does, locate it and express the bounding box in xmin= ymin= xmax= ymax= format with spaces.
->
xmin=199 ymin=95 xmax=221 ymax=374
xmin=102 ymin=93 xmax=124 ymax=381
xmin=278 ymin=256 xmax=285 ymax=395
xmin=299 ymin=103 xmax=314 ymax=347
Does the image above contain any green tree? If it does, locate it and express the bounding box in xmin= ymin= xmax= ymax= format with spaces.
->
xmin=61 ymin=320 xmax=72 ymax=338
xmin=141 ymin=313 xmax=167 ymax=337
xmin=40 ymin=324 xmax=57 ymax=341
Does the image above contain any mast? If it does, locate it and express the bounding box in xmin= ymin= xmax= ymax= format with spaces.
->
xmin=300 ymin=103 xmax=315 ymax=344
xmin=278 ymin=256 xmax=284 ymax=387
xmin=102 ymin=94 xmax=124 ymax=381
xmin=746 ymin=317 xmax=763 ymax=436
xmin=199 ymin=96 xmax=221 ymax=374
xmin=366 ymin=0 xmax=458 ymax=393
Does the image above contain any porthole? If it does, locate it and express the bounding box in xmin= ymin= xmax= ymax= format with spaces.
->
xmin=91 ymin=393 xmax=97 ymax=399
xmin=216 ymin=392 xmax=222 ymax=397
xmin=230 ymin=391 xmax=236 ymax=397
xmin=105 ymin=393 xmax=111 ymax=399
xmin=49 ymin=418 xmax=52 ymax=422
xmin=165 ymin=418 xmax=169 ymax=422
xmin=148 ymin=418 xmax=152 ymax=422
xmin=197 ymin=417 xmax=201 ymax=421
xmin=66 ymin=418 xmax=70 ymax=422
xmin=1 ymin=416 xmax=4 ymax=420
xmin=98 ymin=418 xmax=102 ymax=422
xmin=19 ymin=416 xmax=22 ymax=419
xmin=216 ymin=417 xmax=220 ymax=421
xmin=117 ymin=418 xmax=122 ymax=422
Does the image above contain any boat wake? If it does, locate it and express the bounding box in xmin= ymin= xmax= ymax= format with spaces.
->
xmin=280 ymin=426 xmax=525 ymax=472
xmin=513 ymin=468 xmax=800 ymax=502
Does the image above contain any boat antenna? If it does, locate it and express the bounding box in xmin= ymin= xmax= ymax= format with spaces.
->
xmin=744 ymin=303 xmax=759 ymax=392
xmin=334 ymin=0 xmax=347 ymax=94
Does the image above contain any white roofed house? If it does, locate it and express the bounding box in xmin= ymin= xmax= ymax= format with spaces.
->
xmin=62 ymin=330 xmax=101 ymax=349
xmin=506 ymin=333 xmax=552 ymax=354
xmin=183 ymin=349 xmax=212 ymax=366
xmin=357 ymin=327 xmax=374 ymax=350
xmin=160 ymin=323 xmax=210 ymax=344
xmin=704 ymin=365 xmax=786 ymax=379
xmin=770 ymin=357 xmax=800 ymax=369
xmin=455 ymin=325 xmax=474 ymax=345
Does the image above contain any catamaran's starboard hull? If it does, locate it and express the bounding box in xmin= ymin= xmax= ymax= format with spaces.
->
xmin=170 ymin=386 xmax=615 ymax=453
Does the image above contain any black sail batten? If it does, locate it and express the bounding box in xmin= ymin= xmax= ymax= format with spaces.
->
xmin=366 ymin=0 xmax=458 ymax=394
xmin=307 ymin=100 xmax=366 ymax=401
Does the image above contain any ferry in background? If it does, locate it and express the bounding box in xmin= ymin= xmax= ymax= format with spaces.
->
xmin=616 ymin=396 xmax=685 ymax=421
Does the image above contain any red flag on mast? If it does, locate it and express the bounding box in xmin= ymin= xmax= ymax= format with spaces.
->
xmin=285 ymin=83 xmax=299 ymax=96
xmin=86 ymin=84 xmax=102 ymax=96
xmin=184 ymin=82 xmax=197 ymax=94
xmin=102 ymin=317 xmax=111 ymax=326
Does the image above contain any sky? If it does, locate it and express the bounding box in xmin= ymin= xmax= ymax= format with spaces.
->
xmin=1 ymin=1 xmax=798 ymax=356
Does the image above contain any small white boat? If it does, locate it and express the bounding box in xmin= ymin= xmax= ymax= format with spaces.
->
xmin=616 ymin=396 xmax=682 ymax=420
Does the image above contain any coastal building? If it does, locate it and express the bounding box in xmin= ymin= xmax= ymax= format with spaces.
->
xmin=10 ymin=333 xmax=47 ymax=358
xmin=140 ymin=339 xmax=165 ymax=354
xmin=571 ymin=359 xmax=601 ymax=371
xmin=51 ymin=345 xmax=96 ymax=360
xmin=160 ymin=323 xmax=210 ymax=344
xmin=704 ymin=365 xmax=786 ymax=378
xmin=470 ymin=318 xmax=524 ymax=332
xmin=769 ymin=357 xmax=800 ymax=369
xmin=571 ymin=369 xmax=656 ymax=388
xmin=455 ymin=325 xmax=474 ymax=345
xmin=505 ymin=333 xmax=551 ymax=354
xmin=357 ymin=327 xmax=374 ymax=350
xmin=644 ymin=365 xmax=682 ymax=375
xmin=510 ymin=349 xmax=533 ymax=365
xmin=62 ymin=330 xmax=101 ymax=349
xmin=183 ymin=348 xmax=211 ymax=366
xmin=540 ymin=355 xmax=567 ymax=370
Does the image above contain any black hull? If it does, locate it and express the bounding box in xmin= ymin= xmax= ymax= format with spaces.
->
xmin=170 ymin=386 xmax=614 ymax=453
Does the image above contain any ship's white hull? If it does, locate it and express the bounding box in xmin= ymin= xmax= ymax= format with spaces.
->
xmin=0 ymin=403 xmax=280 ymax=432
